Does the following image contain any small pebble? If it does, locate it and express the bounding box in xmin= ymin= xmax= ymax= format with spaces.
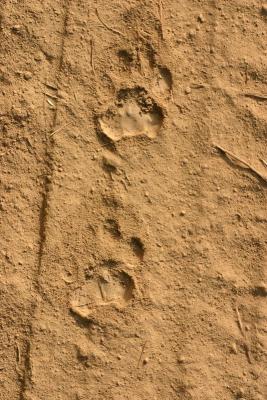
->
xmin=34 ymin=51 xmax=43 ymax=61
xmin=180 ymin=210 xmax=186 ymax=216
xmin=198 ymin=14 xmax=205 ymax=23
xmin=12 ymin=25 xmax=22 ymax=33
xmin=188 ymin=30 xmax=196 ymax=39
xmin=262 ymin=5 xmax=267 ymax=15
xmin=143 ymin=357 xmax=149 ymax=365
xmin=24 ymin=71 xmax=32 ymax=80
xmin=230 ymin=342 xmax=238 ymax=354
xmin=185 ymin=87 xmax=191 ymax=94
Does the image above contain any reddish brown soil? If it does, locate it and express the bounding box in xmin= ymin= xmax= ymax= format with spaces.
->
xmin=0 ymin=1 xmax=266 ymax=399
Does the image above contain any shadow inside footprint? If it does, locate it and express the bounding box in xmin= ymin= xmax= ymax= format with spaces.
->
xmin=131 ymin=237 xmax=145 ymax=261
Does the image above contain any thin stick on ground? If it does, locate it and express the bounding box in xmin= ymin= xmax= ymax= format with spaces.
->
xmin=235 ymin=305 xmax=245 ymax=336
xmin=260 ymin=158 xmax=267 ymax=168
xmin=43 ymin=91 xmax=58 ymax=100
xmin=95 ymin=8 xmax=124 ymax=37
xmin=49 ymin=123 xmax=69 ymax=138
xmin=243 ymin=93 xmax=267 ymax=101
xmin=215 ymin=144 xmax=267 ymax=183
xmin=137 ymin=341 xmax=147 ymax=368
xmin=98 ymin=281 xmax=105 ymax=301
xmin=90 ymin=38 xmax=95 ymax=74
xmin=44 ymin=82 xmax=58 ymax=90
xmin=158 ymin=0 xmax=164 ymax=39
xmin=235 ymin=306 xmax=252 ymax=364
xmin=16 ymin=342 xmax=21 ymax=364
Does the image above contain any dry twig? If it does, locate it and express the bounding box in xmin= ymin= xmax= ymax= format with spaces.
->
xmin=243 ymin=93 xmax=267 ymax=101
xmin=95 ymin=8 xmax=124 ymax=37
xmin=158 ymin=0 xmax=164 ymax=39
xmin=90 ymin=38 xmax=95 ymax=74
xmin=98 ymin=281 xmax=105 ymax=301
xmin=260 ymin=158 xmax=267 ymax=168
xmin=15 ymin=342 xmax=21 ymax=364
xmin=235 ymin=306 xmax=252 ymax=364
xmin=44 ymin=82 xmax=58 ymax=90
xmin=215 ymin=144 xmax=267 ymax=183
xmin=43 ymin=91 xmax=58 ymax=100
xmin=235 ymin=305 xmax=245 ymax=336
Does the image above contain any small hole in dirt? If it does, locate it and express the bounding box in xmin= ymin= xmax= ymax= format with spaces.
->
xmin=131 ymin=237 xmax=145 ymax=260
xmin=102 ymin=259 xmax=120 ymax=268
xmin=118 ymin=49 xmax=134 ymax=64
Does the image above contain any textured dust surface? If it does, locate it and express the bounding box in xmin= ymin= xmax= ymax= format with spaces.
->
xmin=0 ymin=1 xmax=267 ymax=399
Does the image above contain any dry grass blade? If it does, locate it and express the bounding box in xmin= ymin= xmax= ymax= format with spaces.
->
xmin=244 ymin=93 xmax=267 ymax=101
xmin=158 ymin=0 xmax=164 ymax=39
xmin=49 ymin=123 xmax=69 ymax=138
xmin=215 ymin=144 xmax=267 ymax=183
xmin=235 ymin=305 xmax=245 ymax=336
xmin=90 ymin=38 xmax=95 ymax=74
xmin=95 ymin=8 xmax=124 ymax=37
xmin=43 ymin=91 xmax=58 ymax=99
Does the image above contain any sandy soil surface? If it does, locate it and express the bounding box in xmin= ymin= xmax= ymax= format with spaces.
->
xmin=0 ymin=1 xmax=266 ymax=399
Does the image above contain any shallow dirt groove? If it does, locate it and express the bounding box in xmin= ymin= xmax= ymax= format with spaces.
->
xmin=0 ymin=1 xmax=266 ymax=399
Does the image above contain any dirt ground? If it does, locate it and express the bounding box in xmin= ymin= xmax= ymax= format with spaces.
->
xmin=0 ymin=1 xmax=266 ymax=399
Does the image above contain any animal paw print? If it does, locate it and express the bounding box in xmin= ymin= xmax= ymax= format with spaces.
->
xmin=97 ymin=42 xmax=173 ymax=142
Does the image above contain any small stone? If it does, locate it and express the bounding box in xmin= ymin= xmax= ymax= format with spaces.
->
xmin=185 ymin=87 xmax=191 ymax=94
xmin=12 ymin=25 xmax=22 ymax=33
xmin=198 ymin=14 xmax=205 ymax=23
xmin=24 ymin=71 xmax=32 ymax=80
xmin=188 ymin=30 xmax=196 ymax=39
xmin=177 ymin=355 xmax=186 ymax=364
xmin=143 ymin=357 xmax=149 ymax=365
xmin=261 ymin=5 xmax=267 ymax=15
xmin=180 ymin=210 xmax=186 ymax=216
xmin=34 ymin=51 xmax=44 ymax=61
xmin=230 ymin=342 xmax=238 ymax=354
